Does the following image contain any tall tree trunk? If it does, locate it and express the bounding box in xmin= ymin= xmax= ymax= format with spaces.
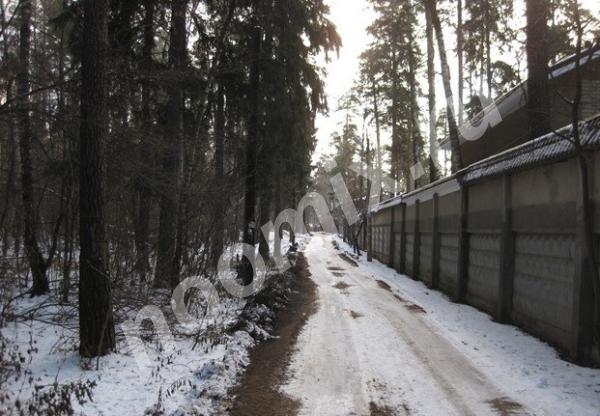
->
xmin=273 ymin=161 xmax=282 ymax=258
xmin=360 ymin=122 xmax=366 ymax=198
xmin=425 ymin=0 xmax=463 ymax=173
xmin=18 ymin=0 xmax=49 ymax=296
xmin=457 ymin=0 xmax=464 ymax=124
xmin=155 ymin=0 xmax=187 ymax=289
xmin=258 ymin=190 xmax=271 ymax=261
xmin=485 ymin=4 xmax=492 ymax=100
xmin=570 ymin=3 xmax=600 ymax=353
xmin=370 ymin=75 xmax=383 ymax=200
xmin=0 ymin=80 xmax=16 ymax=236
xmin=366 ymin=135 xmax=372 ymax=263
xmin=134 ymin=0 xmax=155 ymax=282
xmin=78 ymin=0 xmax=115 ymax=358
xmin=391 ymin=46 xmax=400 ymax=193
xmin=240 ymin=27 xmax=262 ymax=285
xmin=207 ymin=1 xmax=239 ymax=270
xmin=13 ymin=211 xmax=22 ymax=272
xmin=426 ymin=7 xmax=439 ymax=183
xmin=1 ymin=3 xmax=14 ymax=237
xmin=479 ymin=49 xmax=485 ymax=96
xmin=407 ymin=28 xmax=421 ymax=190
xmin=110 ymin=0 xmax=137 ymax=57
xmin=58 ymin=33 xmax=74 ymax=303
xmin=289 ymin=186 xmax=297 ymax=245
xmin=526 ymin=0 xmax=551 ymax=139
xmin=61 ymin=198 xmax=74 ymax=303
xmin=210 ymin=81 xmax=226 ymax=269
xmin=257 ymin=22 xmax=273 ymax=262
xmin=174 ymin=187 xmax=187 ymax=279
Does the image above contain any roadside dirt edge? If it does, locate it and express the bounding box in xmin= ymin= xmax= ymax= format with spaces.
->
xmin=226 ymin=253 xmax=318 ymax=416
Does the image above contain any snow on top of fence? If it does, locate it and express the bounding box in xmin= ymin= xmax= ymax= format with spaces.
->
xmin=460 ymin=113 xmax=600 ymax=184
xmin=370 ymin=176 xmax=461 ymax=213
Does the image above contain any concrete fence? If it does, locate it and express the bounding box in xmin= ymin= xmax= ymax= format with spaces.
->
xmin=359 ymin=116 xmax=600 ymax=365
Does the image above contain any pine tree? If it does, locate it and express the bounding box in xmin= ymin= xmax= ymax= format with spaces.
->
xmin=463 ymin=0 xmax=515 ymax=99
xmin=424 ymin=0 xmax=463 ymax=173
xmin=134 ymin=0 xmax=156 ymax=282
xmin=526 ymin=0 xmax=552 ymax=139
xmin=426 ymin=5 xmax=440 ymax=183
xmin=17 ymin=0 xmax=49 ymax=296
xmin=363 ymin=0 xmax=423 ymax=192
xmin=357 ymin=50 xmax=384 ymax=197
xmin=155 ymin=0 xmax=187 ymax=289
xmin=78 ymin=0 xmax=115 ymax=358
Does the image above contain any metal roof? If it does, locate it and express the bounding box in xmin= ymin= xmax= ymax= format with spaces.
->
xmin=460 ymin=114 xmax=600 ymax=184
xmin=371 ymin=114 xmax=600 ymax=212
xmin=439 ymin=45 xmax=600 ymax=147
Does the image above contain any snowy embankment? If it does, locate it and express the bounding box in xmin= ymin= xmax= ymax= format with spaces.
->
xmin=326 ymin=235 xmax=600 ymax=415
xmin=2 ymin=296 xmax=252 ymax=415
xmin=0 ymin=234 xmax=308 ymax=415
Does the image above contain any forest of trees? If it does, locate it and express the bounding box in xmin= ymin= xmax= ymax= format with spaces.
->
xmin=318 ymin=0 xmax=599 ymax=209
xmin=0 ymin=0 xmax=339 ymax=358
xmin=1 ymin=0 xmax=599 ymax=362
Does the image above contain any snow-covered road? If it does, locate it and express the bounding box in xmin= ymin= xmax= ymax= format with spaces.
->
xmin=281 ymin=234 xmax=600 ymax=416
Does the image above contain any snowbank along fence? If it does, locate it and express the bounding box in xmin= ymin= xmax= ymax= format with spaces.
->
xmin=363 ymin=116 xmax=600 ymax=365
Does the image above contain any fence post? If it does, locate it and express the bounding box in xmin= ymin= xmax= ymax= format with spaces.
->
xmin=413 ymin=199 xmax=421 ymax=280
xmin=497 ymin=175 xmax=515 ymax=323
xmin=367 ymin=213 xmax=373 ymax=260
xmin=456 ymin=185 xmax=469 ymax=302
xmin=363 ymin=213 xmax=367 ymax=249
xmin=431 ymin=193 xmax=440 ymax=289
xmin=570 ymin=159 xmax=595 ymax=363
xmin=399 ymin=203 xmax=407 ymax=274
xmin=388 ymin=206 xmax=396 ymax=268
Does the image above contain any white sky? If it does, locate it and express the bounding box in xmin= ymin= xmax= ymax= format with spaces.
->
xmin=313 ymin=0 xmax=600 ymax=163
xmin=314 ymin=0 xmax=375 ymax=161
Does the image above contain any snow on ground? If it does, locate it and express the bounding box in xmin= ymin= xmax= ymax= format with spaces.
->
xmin=1 ymin=289 xmax=253 ymax=415
xmin=0 ymin=233 xmax=308 ymax=415
xmin=282 ymin=234 xmax=600 ymax=416
xmin=3 ymin=232 xmax=599 ymax=415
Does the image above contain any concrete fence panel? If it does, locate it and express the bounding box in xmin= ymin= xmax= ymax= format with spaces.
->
xmin=405 ymin=233 xmax=415 ymax=276
xmin=512 ymin=161 xmax=577 ymax=232
xmin=512 ymin=233 xmax=576 ymax=351
xmin=466 ymin=233 xmax=501 ymax=315
xmin=439 ymin=233 xmax=460 ymax=296
xmin=419 ymin=232 xmax=433 ymax=285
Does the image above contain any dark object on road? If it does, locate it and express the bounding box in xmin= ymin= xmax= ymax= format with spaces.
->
xmin=288 ymin=242 xmax=299 ymax=253
xmin=339 ymin=253 xmax=359 ymax=267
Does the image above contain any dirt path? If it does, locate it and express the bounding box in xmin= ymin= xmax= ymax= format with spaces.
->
xmin=227 ymin=253 xmax=318 ymax=416
xmin=228 ymin=236 xmax=530 ymax=416
xmin=280 ymin=235 xmax=531 ymax=416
